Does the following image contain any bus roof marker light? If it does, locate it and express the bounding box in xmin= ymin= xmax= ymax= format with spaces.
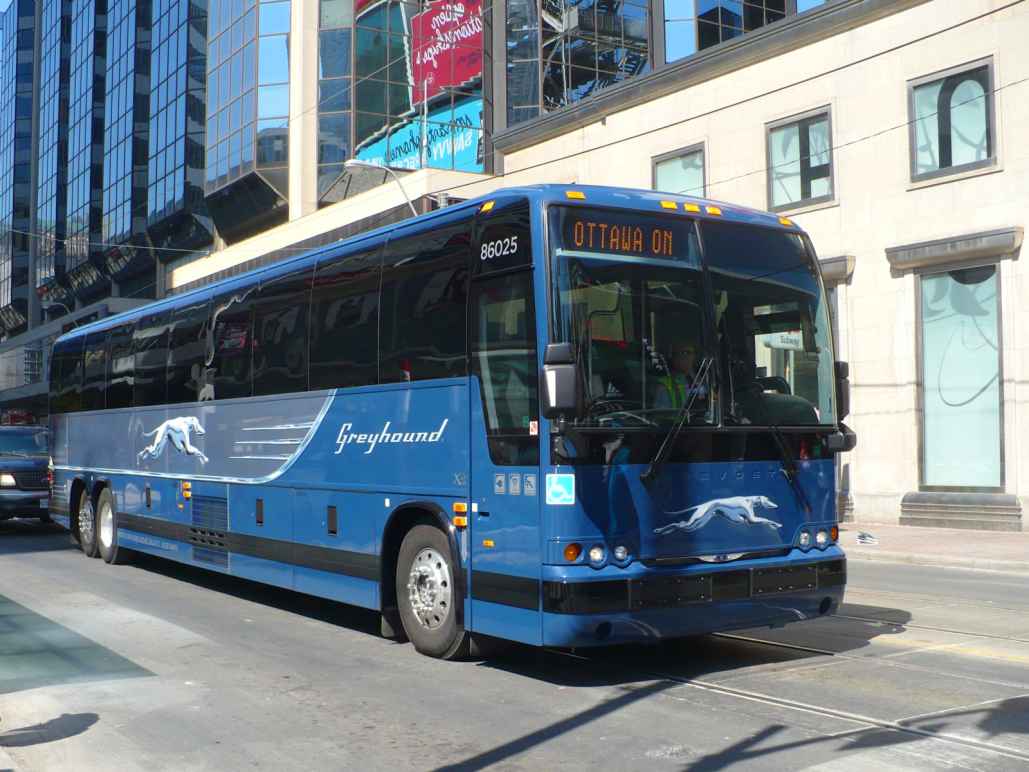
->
xmin=684 ymin=203 xmax=701 ymax=213
xmin=480 ymin=200 xmax=495 ymax=213
xmin=706 ymin=205 xmax=722 ymax=216
xmin=565 ymin=190 xmax=586 ymax=200
xmin=660 ymin=200 xmax=677 ymax=210
xmin=779 ymin=216 xmax=794 ymax=227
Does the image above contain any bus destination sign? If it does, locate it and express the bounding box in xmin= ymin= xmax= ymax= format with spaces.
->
xmin=564 ymin=215 xmax=677 ymax=259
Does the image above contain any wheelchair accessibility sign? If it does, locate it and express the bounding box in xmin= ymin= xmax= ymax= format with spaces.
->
xmin=545 ymin=474 xmax=576 ymax=506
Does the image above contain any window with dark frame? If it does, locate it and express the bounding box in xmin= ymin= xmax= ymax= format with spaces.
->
xmin=652 ymin=145 xmax=705 ymax=196
xmin=909 ymin=61 xmax=994 ymax=182
xmin=766 ymin=109 xmax=833 ymax=211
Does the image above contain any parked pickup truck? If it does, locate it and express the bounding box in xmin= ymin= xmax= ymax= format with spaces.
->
xmin=0 ymin=426 xmax=51 ymax=522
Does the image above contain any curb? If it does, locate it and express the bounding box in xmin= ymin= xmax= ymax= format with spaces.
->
xmin=845 ymin=547 xmax=1029 ymax=574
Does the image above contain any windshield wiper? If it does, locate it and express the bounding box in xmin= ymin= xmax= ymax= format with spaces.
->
xmin=768 ymin=425 xmax=811 ymax=514
xmin=640 ymin=356 xmax=713 ymax=487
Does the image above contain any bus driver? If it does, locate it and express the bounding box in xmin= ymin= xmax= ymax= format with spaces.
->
xmin=654 ymin=337 xmax=708 ymax=410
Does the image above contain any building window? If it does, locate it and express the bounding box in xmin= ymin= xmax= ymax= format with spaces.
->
xmin=919 ymin=265 xmax=1002 ymax=490
xmin=663 ymin=1 xmax=787 ymax=64
xmin=505 ymin=0 xmax=650 ymax=126
xmin=766 ymin=108 xmax=833 ymax=211
xmin=652 ymin=144 xmax=705 ymax=196
xmin=909 ymin=60 xmax=995 ymax=182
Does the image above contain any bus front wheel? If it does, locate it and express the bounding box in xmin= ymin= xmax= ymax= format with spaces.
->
xmin=396 ymin=525 xmax=469 ymax=659
xmin=76 ymin=488 xmax=99 ymax=559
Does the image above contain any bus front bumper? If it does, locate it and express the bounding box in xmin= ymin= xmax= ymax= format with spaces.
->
xmin=539 ymin=549 xmax=846 ymax=647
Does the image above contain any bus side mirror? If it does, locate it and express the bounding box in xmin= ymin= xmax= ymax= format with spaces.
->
xmin=826 ymin=423 xmax=857 ymax=453
xmin=542 ymin=343 xmax=578 ymax=420
xmin=835 ymin=360 xmax=850 ymax=421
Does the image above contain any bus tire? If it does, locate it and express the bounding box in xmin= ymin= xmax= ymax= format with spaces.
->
xmin=96 ymin=489 xmax=131 ymax=565
xmin=396 ymin=524 xmax=469 ymax=660
xmin=76 ymin=487 xmax=99 ymax=558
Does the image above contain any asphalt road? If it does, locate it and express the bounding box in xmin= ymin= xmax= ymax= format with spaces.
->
xmin=1 ymin=518 xmax=1027 ymax=771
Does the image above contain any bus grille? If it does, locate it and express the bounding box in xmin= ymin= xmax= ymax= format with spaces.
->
xmin=14 ymin=471 xmax=48 ymax=490
xmin=190 ymin=495 xmax=228 ymax=565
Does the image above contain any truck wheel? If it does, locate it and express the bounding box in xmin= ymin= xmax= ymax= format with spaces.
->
xmin=96 ymin=489 xmax=131 ymax=565
xmin=396 ymin=525 xmax=468 ymax=659
xmin=76 ymin=488 xmax=99 ymax=558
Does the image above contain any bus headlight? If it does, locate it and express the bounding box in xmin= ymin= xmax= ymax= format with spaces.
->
xmin=0 ymin=474 xmax=16 ymax=487
xmin=815 ymin=530 xmax=829 ymax=548
xmin=588 ymin=545 xmax=606 ymax=566
xmin=798 ymin=531 xmax=811 ymax=549
xmin=612 ymin=545 xmax=629 ymax=563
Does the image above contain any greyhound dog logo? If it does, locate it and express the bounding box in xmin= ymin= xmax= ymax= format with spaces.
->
xmin=654 ymin=496 xmax=781 ymax=535
xmin=138 ymin=417 xmax=208 ymax=464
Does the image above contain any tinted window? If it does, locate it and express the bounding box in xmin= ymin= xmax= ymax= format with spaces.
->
xmin=50 ymin=337 xmax=84 ymax=414
xmin=380 ymin=214 xmax=472 ymax=383
xmin=310 ymin=245 xmax=381 ymax=390
xmin=471 ymin=271 xmax=539 ymax=465
xmin=0 ymin=430 xmax=48 ymax=455
xmin=167 ymin=298 xmax=211 ymax=404
xmin=254 ymin=268 xmax=313 ymax=396
xmin=207 ymin=286 xmax=256 ymax=400
xmin=81 ymin=330 xmax=109 ymax=411
xmin=133 ymin=312 xmax=171 ymax=407
xmin=106 ymin=324 xmax=135 ymax=409
xmin=474 ymin=198 xmax=532 ymax=275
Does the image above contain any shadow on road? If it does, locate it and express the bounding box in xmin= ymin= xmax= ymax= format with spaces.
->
xmin=0 ymin=519 xmax=73 ymax=555
xmin=0 ymin=713 xmax=98 ymax=748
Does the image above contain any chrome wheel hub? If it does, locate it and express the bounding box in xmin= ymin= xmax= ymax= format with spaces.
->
xmin=406 ymin=547 xmax=452 ymax=630
xmin=78 ymin=498 xmax=95 ymax=545
xmin=98 ymin=499 xmax=114 ymax=549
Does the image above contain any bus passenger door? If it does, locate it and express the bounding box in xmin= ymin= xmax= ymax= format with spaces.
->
xmin=467 ymin=209 xmax=542 ymax=645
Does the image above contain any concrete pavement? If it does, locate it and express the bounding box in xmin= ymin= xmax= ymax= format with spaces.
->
xmin=841 ymin=523 xmax=1029 ymax=573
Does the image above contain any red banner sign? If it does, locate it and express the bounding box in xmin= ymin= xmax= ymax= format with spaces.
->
xmin=411 ymin=0 xmax=483 ymax=105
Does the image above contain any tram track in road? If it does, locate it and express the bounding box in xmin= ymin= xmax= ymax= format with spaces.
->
xmin=551 ymin=645 xmax=1029 ymax=766
xmin=833 ymin=613 xmax=1029 ymax=647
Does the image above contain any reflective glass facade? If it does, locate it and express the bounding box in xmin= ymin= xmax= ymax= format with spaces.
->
xmin=102 ymin=0 xmax=154 ymax=285
xmin=505 ymin=0 xmax=650 ymax=127
xmin=0 ymin=0 xmax=36 ymax=335
xmin=65 ymin=0 xmax=109 ymax=298
xmin=147 ymin=0 xmax=213 ymax=252
xmin=36 ymin=0 xmax=73 ymax=304
xmin=350 ymin=0 xmax=485 ymax=180
xmin=317 ymin=0 xmax=351 ymax=204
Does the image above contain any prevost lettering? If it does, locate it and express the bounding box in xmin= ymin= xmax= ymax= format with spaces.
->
xmin=570 ymin=219 xmax=674 ymax=257
xmin=334 ymin=419 xmax=449 ymax=455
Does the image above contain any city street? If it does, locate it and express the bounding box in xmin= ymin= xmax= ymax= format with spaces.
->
xmin=0 ymin=519 xmax=1027 ymax=771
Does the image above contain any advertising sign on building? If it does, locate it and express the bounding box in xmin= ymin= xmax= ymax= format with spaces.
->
xmin=355 ymin=97 xmax=484 ymax=173
xmin=411 ymin=0 xmax=483 ymax=105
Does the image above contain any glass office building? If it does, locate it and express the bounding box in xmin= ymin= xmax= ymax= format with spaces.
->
xmin=0 ymin=0 xmax=37 ymax=336
xmin=65 ymin=0 xmax=111 ymax=303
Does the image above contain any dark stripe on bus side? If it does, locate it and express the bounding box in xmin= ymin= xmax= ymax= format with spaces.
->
xmin=470 ymin=570 xmax=540 ymax=610
xmin=117 ymin=513 xmax=379 ymax=581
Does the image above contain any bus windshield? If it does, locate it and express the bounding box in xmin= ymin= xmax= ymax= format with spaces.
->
xmin=549 ymin=206 xmax=836 ymax=429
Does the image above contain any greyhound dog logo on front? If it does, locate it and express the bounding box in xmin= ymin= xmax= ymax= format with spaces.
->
xmin=654 ymin=496 xmax=781 ymax=534
xmin=138 ymin=417 xmax=208 ymax=464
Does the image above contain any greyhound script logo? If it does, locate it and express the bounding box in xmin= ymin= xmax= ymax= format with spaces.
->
xmin=334 ymin=419 xmax=448 ymax=455
xmin=138 ymin=417 xmax=208 ymax=464
xmin=654 ymin=496 xmax=781 ymax=535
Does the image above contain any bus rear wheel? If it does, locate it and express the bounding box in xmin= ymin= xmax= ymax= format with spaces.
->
xmin=96 ymin=489 xmax=131 ymax=565
xmin=396 ymin=525 xmax=468 ymax=659
xmin=76 ymin=488 xmax=99 ymax=558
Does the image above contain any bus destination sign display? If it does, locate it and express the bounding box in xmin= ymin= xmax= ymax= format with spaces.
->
xmin=562 ymin=213 xmax=682 ymax=259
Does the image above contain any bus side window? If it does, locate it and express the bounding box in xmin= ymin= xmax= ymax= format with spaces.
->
xmin=167 ymin=298 xmax=211 ymax=404
xmin=471 ymin=272 xmax=540 ymax=466
xmin=310 ymin=246 xmax=380 ymax=390
xmin=253 ymin=267 xmax=312 ymax=396
xmin=106 ymin=324 xmax=135 ymax=409
xmin=380 ymin=214 xmax=471 ymax=383
xmin=51 ymin=336 xmax=84 ymax=414
xmin=133 ymin=311 xmax=171 ymax=407
xmin=207 ymin=287 xmax=256 ymax=401
xmin=80 ymin=330 xmax=109 ymax=411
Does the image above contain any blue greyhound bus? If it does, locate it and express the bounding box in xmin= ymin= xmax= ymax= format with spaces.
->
xmin=49 ymin=185 xmax=854 ymax=658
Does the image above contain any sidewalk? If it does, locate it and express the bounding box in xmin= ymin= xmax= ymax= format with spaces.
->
xmin=840 ymin=523 xmax=1029 ymax=573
